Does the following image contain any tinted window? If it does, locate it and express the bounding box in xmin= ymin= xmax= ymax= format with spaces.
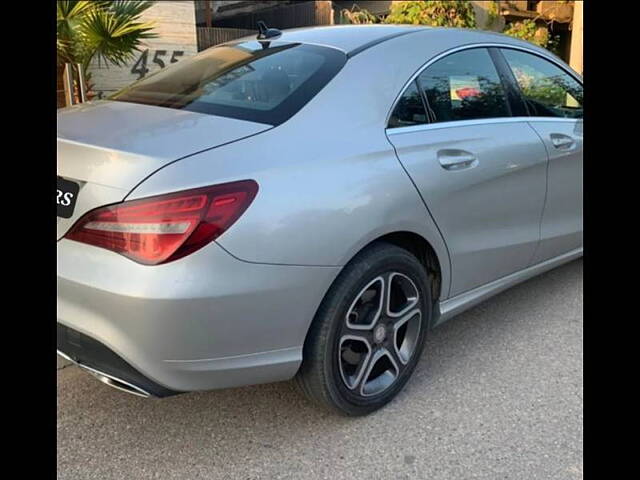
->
xmin=111 ymin=42 xmax=346 ymax=126
xmin=417 ymin=48 xmax=510 ymax=123
xmin=388 ymin=82 xmax=428 ymax=128
xmin=502 ymin=49 xmax=583 ymax=118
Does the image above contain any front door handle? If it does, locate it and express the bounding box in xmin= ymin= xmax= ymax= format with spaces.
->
xmin=437 ymin=149 xmax=478 ymax=171
xmin=550 ymin=133 xmax=576 ymax=150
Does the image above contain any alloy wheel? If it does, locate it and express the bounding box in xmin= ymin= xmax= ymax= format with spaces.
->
xmin=338 ymin=272 xmax=422 ymax=397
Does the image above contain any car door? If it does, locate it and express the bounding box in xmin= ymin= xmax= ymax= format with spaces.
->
xmin=498 ymin=48 xmax=583 ymax=263
xmin=386 ymin=47 xmax=549 ymax=298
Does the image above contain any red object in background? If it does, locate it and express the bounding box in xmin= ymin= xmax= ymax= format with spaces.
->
xmin=456 ymin=87 xmax=481 ymax=99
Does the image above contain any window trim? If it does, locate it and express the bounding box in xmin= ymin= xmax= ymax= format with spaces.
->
xmin=385 ymin=42 xmax=583 ymax=131
xmin=386 ymin=116 xmax=581 ymax=136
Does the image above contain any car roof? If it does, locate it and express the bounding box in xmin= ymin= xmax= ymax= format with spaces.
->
xmin=258 ymin=25 xmax=525 ymax=57
xmin=273 ymin=25 xmax=420 ymax=54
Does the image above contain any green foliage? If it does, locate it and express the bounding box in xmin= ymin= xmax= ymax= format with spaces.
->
xmin=546 ymin=33 xmax=562 ymax=56
xmin=503 ymin=19 xmax=550 ymax=48
xmin=57 ymin=0 xmax=157 ymax=72
xmin=384 ymin=1 xmax=476 ymax=28
xmin=339 ymin=5 xmax=381 ymax=24
xmin=511 ymin=68 xmax=582 ymax=109
xmin=526 ymin=84 xmax=566 ymax=106
xmin=519 ymin=78 xmax=566 ymax=105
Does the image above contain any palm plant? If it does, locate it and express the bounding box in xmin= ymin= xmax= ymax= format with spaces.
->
xmin=57 ymin=1 xmax=157 ymax=99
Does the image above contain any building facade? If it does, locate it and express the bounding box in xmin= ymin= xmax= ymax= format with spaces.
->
xmin=195 ymin=1 xmax=582 ymax=73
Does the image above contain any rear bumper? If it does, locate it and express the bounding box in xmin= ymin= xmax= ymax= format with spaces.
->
xmin=57 ymin=239 xmax=340 ymax=393
xmin=57 ymin=323 xmax=177 ymax=397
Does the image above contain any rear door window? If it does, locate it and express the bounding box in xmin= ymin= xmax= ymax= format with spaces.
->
xmin=111 ymin=42 xmax=347 ymax=126
xmin=416 ymin=48 xmax=511 ymax=123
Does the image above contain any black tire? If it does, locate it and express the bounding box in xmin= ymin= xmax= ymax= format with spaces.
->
xmin=295 ymin=242 xmax=432 ymax=416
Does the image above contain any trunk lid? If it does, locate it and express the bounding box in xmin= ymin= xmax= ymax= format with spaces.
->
xmin=57 ymin=101 xmax=271 ymax=240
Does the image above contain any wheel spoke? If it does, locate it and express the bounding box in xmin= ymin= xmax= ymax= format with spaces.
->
xmin=392 ymin=309 xmax=422 ymax=365
xmin=386 ymin=272 xmax=419 ymax=318
xmin=342 ymin=323 xmax=374 ymax=342
xmin=345 ymin=276 xmax=385 ymax=330
xmin=359 ymin=347 xmax=399 ymax=397
xmin=338 ymin=334 xmax=372 ymax=390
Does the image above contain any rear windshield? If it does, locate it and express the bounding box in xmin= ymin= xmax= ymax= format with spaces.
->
xmin=111 ymin=41 xmax=346 ymax=126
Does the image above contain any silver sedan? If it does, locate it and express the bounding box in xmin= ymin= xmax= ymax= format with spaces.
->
xmin=57 ymin=25 xmax=583 ymax=415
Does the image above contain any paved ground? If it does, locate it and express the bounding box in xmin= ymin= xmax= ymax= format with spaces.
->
xmin=57 ymin=259 xmax=583 ymax=480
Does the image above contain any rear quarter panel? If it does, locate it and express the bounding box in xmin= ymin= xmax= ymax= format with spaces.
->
xmin=127 ymin=30 xmax=543 ymax=300
xmin=128 ymin=115 xmax=450 ymax=292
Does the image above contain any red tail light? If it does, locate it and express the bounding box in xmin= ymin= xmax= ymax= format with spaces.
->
xmin=65 ymin=180 xmax=258 ymax=265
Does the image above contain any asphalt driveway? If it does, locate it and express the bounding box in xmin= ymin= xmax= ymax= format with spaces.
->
xmin=57 ymin=259 xmax=583 ymax=480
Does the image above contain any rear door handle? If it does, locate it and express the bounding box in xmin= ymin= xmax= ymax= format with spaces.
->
xmin=437 ymin=149 xmax=478 ymax=171
xmin=550 ymin=133 xmax=576 ymax=150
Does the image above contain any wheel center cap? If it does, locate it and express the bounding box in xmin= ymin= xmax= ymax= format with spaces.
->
xmin=374 ymin=324 xmax=386 ymax=344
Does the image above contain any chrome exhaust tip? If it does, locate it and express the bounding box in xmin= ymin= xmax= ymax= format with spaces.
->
xmin=83 ymin=367 xmax=151 ymax=398
xmin=57 ymin=350 xmax=151 ymax=398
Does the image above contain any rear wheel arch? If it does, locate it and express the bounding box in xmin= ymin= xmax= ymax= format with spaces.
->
xmin=372 ymin=232 xmax=442 ymax=305
xmin=303 ymin=231 xmax=443 ymax=352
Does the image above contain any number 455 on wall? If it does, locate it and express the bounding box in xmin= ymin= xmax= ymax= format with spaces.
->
xmin=131 ymin=50 xmax=184 ymax=79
